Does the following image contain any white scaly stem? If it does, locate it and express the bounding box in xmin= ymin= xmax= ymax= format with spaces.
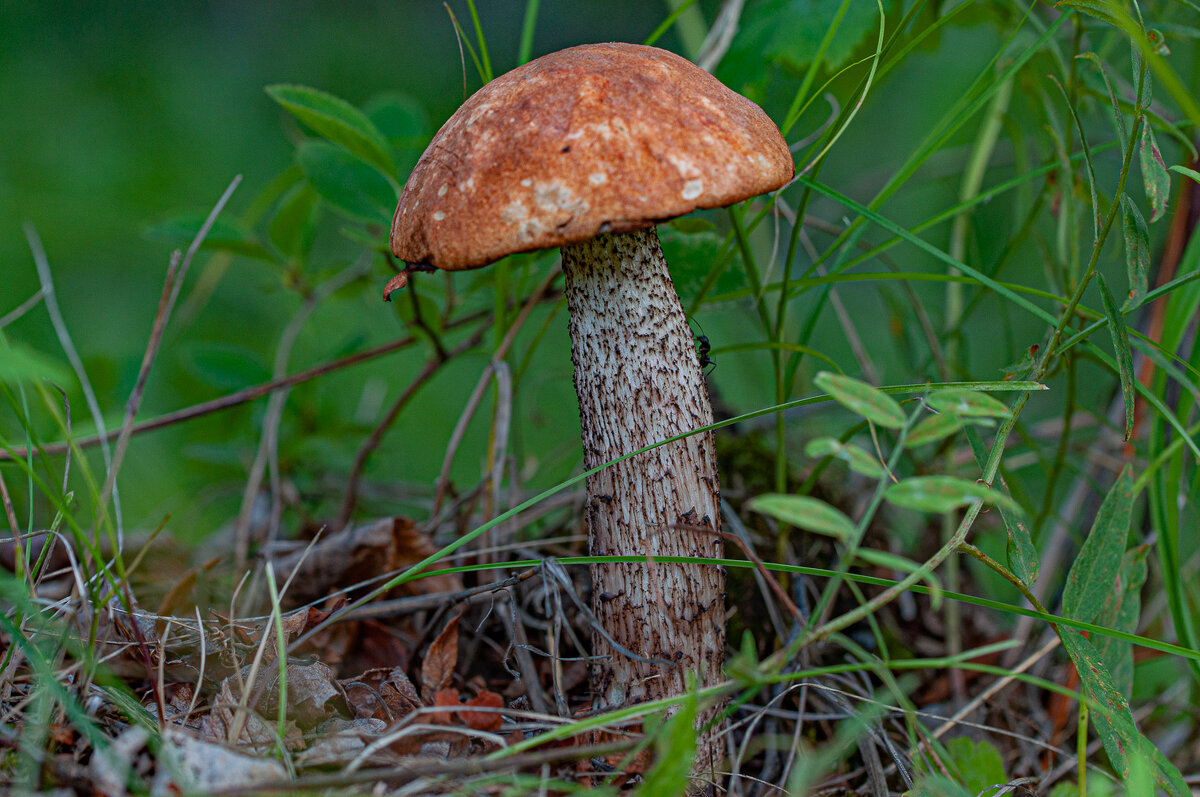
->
xmin=561 ymin=228 xmax=725 ymax=778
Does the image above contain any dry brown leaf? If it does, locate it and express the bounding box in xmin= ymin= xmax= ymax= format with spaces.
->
xmin=340 ymin=666 xmax=422 ymax=721
xmin=420 ymin=613 xmax=460 ymax=702
xmin=430 ymin=688 xmax=461 ymax=725
xmin=270 ymin=517 xmax=463 ymax=608
xmin=295 ymin=717 xmax=389 ymax=768
xmin=459 ymin=689 xmax=504 ymax=732
xmin=157 ymin=729 xmax=287 ymax=792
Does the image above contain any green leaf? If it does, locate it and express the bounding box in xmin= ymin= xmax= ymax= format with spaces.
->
xmin=926 ymin=389 xmax=1010 ymax=419
xmin=365 ymin=92 xmax=431 ymax=178
xmin=142 ymin=212 xmax=276 ymax=261
xmin=1138 ymin=123 xmax=1170 ymax=222
xmin=1078 ymin=52 xmax=1128 ymax=149
xmin=177 ymin=343 xmax=269 ymax=391
xmin=297 ymin=141 xmax=397 ymax=225
xmin=905 ymin=774 xmax=974 ymax=797
xmin=725 ymin=0 xmax=888 ymax=77
xmin=747 ymin=494 xmax=856 ymax=540
xmin=815 ymin=371 xmax=906 ymax=429
xmin=884 ymin=476 xmax=1021 ymax=515
xmin=943 ymin=737 xmax=1006 ymax=795
xmin=266 ymin=84 xmax=396 ymax=177
xmin=1097 ymin=275 xmax=1136 ymax=440
xmin=1092 ymin=543 xmax=1150 ymax=696
xmin=1060 ymin=630 xmax=1189 ymax=795
xmin=905 ymin=412 xmax=965 ymax=447
xmin=0 ymin=341 xmax=71 ymax=385
xmin=964 ymin=427 xmax=1038 ymax=587
xmin=633 ymin=694 xmax=697 ymax=797
xmin=804 ymin=437 xmax=885 ymax=478
xmin=1119 ymin=194 xmax=1150 ymax=307
xmin=667 ymin=217 xmax=717 ymax=235
xmin=268 ymin=183 xmax=320 ymax=262
xmin=365 ymin=92 xmax=429 ymax=144
xmin=1170 ymin=164 xmax=1200 ymax=184
xmin=1062 ymin=466 xmax=1133 ymax=625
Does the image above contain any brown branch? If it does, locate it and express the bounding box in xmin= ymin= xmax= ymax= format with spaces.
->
xmin=0 ymin=333 xmax=423 ymax=462
xmin=210 ymin=740 xmax=638 ymax=794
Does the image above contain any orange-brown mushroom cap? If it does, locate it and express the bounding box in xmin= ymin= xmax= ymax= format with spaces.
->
xmin=390 ymin=42 xmax=794 ymax=271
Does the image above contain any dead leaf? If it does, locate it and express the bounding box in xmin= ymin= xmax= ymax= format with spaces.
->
xmin=295 ymin=717 xmax=389 ymax=768
xmin=382 ymin=271 xmax=408 ymax=300
xmin=431 ymin=688 xmax=461 ymax=725
xmin=270 ymin=517 xmax=463 ymax=608
xmin=90 ymin=725 xmax=150 ymax=796
xmin=340 ymin=666 xmax=421 ymax=721
xmin=156 ymin=729 xmax=287 ymax=792
xmin=459 ymin=690 xmax=504 ymax=732
xmin=420 ymin=613 xmax=460 ymax=702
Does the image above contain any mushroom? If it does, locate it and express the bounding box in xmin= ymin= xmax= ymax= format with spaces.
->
xmin=389 ymin=42 xmax=792 ymax=775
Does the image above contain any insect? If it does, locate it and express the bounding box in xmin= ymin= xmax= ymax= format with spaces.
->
xmin=690 ymin=320 xmax=715 ymax=374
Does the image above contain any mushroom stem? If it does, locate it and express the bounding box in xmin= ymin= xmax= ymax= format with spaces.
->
xmin=560 ymin=227 xmax=725 ymax=775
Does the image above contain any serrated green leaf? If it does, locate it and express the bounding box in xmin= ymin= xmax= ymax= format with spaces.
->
xmin=1119 ymin=194 xmax=1150 ymax=308
xmin=926 ymin=389 xmax=1010 ymax=419
xmin=1097 ymin=275 xmax=1136 ymax=440
xmin=747 ymin=494 xmax=856 ymax=540
xmin=142 ymin=212 xmax=276 ymax=262
xmin=815 ymin=371 xmax=906 ymax=429
xmin=1138 ymin=124 xmax=1170 ymax=222
xmin=905 ymin=412 xmax=965 ymax=447
xmin=267 ymin=84 xmax=395 ymax=177
xmin=633 ymin=694 xmax=697 ymax=797
xmin=943 ymin=737 xmax=1007 ymax=795
xmin=297 ymin=141 xmax=396 ymax=225
xmin=1062 ymin=466 xmax=1133 ymax=624
xmin=884 ymin=476 xmax=1021 ymax=515
xmin=804 ymin=437 xmax=885 ymax=478
xmin=0 ymin=341 xmax=71 ymax=385
xmin=268 ymin=183 xmax=320 ymax=262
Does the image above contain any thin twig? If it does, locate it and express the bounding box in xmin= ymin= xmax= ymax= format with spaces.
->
xmin=0 ymin=288 xmax=45 ymax=329
xmin=212 ymin=740 xmax=637 ymax=794
xmin=0 ymin=329 xmax=453 ymax=461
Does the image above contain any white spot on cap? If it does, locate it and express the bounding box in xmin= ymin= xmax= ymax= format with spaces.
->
xmin=466 ymin=178 xmax=475 ymax=188
xmin=502 ymin=201 xmax=528 ymax=223
xmin=589 ymin=173 xmax=607 ymax=185
xmin=438 ymin=184 xmax=448 ymax=197
xmin=433 ymin=211 xmax=446 ymax=221
xmin=521 ymin=179 xmax=532 ymax=187
xmin=682 ymin=180 xmax=703 ymax=200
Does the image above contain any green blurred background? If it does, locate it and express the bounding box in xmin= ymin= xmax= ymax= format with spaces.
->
xmin=2 ymin=2 xmax=1192 ymax=542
